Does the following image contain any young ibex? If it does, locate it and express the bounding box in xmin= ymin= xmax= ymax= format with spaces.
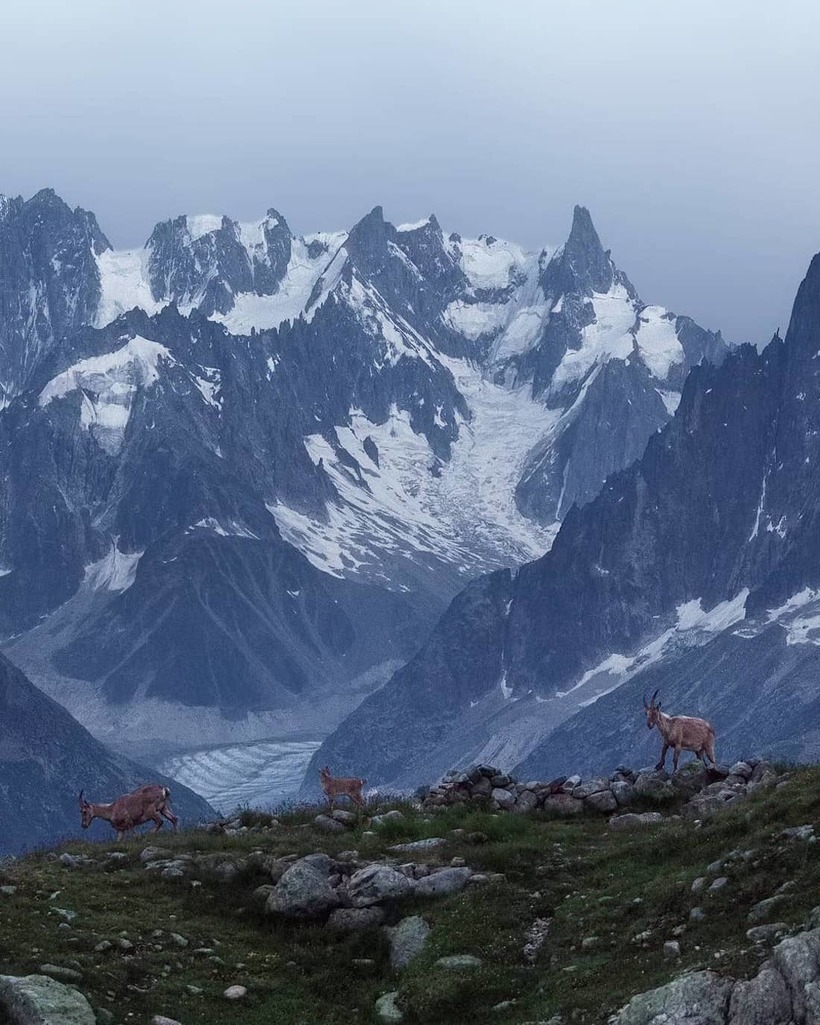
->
xmin=78 ymin=784 xmax=179 ymax=841
xmin=644 ymin=689 xmax=717 ymax=772
xmin=319 ymin=766 xmax=366 ymax=812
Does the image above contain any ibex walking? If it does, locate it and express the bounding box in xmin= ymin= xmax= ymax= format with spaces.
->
xmin=643 ymin=689 xmax=717 ymax=772
xmin=319 ymin=766 xmax=366 ymax=812
xmin=79 ymin=784 xmax=179 ymax=841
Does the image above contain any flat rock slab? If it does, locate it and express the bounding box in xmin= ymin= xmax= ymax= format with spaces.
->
xmin=387 ymin=838 xmax=446 ymax=852
xmin=435 ymin=955 xmax=482 ymax=970
xmin=414 ymin=867 xmax=471 ymax=898
xmin=0 ymin=974 xmax=96 ymax=1025
xmin=610 ymin=812 xmax=664 ymax=830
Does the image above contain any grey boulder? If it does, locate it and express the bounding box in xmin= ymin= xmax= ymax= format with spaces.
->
xmin=0 ymin=974 xmax=96 ymax=1025
xmin=346 ymin=864 xmax=414 ymax=906
xmin=414 ymin=867 xmax=472 ymax=898
xmin=612 ymin=969 xmax=733 ymax=1024
xmin=387 ymin=915 xmax=431 ymax=970
xmin=266 ymin=859 xmax=341 ymax=918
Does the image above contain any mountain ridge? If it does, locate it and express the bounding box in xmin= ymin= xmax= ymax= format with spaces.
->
xmin=304 ymin=249 xmax=820 ymax=795
xmin=0 ymin=187 xmax=725 ymax=780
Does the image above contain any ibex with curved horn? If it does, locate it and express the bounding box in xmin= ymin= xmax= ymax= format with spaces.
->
xmin=643 ymin=689 xmax=717 ymax=772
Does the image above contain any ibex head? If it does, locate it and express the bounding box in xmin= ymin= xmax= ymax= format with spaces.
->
xmin=643 ymin=689 xmax=662 ymax=730
xmin=78 ymin=789 xmax=93 ymax=829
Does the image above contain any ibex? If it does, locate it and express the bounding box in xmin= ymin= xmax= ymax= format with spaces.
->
xmin=643 ymin=689 xmax=717 ymax=772
xmin=78 ymin=784 xmax=179 ymax=841
xmin=319 ymin=766 xmax=366 ymax=812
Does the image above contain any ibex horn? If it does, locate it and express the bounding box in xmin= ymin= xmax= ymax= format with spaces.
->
xmin=651 ymin=688 xmax=660 ymax=706
xmin=78 ymin=789 xmax=85 ymax=806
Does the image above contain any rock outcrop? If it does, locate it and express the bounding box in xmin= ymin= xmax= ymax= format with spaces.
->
xmin=611 ymin=911 xmax=820 ymax=1025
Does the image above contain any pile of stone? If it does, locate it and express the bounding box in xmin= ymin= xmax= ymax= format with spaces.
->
xmin=420 ymin=759 xmax=783 ymax=823
xmin=120 ymin=842 xmax=494 ymax=922
xmin=256 ymin=850 xmax=495 ymax=923
xmin=612 ymin=906 xmax=820 ymax=1025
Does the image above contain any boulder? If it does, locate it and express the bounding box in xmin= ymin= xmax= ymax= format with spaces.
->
xmin=542 ymin=793 xmax=583 ymax=817
xmin=610 ymin=781 xmax=636 ymax=806
xmin=512 ymin=790 xmax=539 ymax=814
xmin=346 ymin=865 xmax=414 ymax=906
xmin=773 ymin=928 xmax=820 ymax=1021
xmin=0 ymin=974 xmax=96 ymax=1025
xmin=387 ymin=916 xmax=431 ymax=970
xmin=611 ymin=969 xmax=733 ymax=1024
xmin=491 ymin=788 xmax=515 ymax=809
xmin=728 ymin=968 xmax=790 ymax=1025
xmin=375 ymin=991 xmax=403 ymax=1022
xmin=748 ymin=896 xmax=786 ymax=922
xmin=387 ymin=838 xmax=446 ymax=853
xmin=331 ymin=810 xmax=358 ymax=826
xmin=266 ymin=859 xmax=341 ymax=918
xmin=572 ymin=779 xmax=609 ymax=799
xmin=300 ymin=853 xmax=337 ymax=875
xmin=139 ymin=846 xmax=172 ymax=864
xmin=633 ymin=773 xmax=674 ymax=800
xmin=609 ymin=812 xmax=664 ymax=831
xmin=584 ymin=789 xmax=618 ymax=814
xmin=314 ymin=814 xmax=345 ymax=833
xmin=327 ymin=907 xmax=385 ymax=932
xmin=746 ymin=923 xmax=789 ymax=944
xmin=414 ymin=868 xmax=471 ymax=898
xmin=371 ymin=810 xmax=406 ymax=828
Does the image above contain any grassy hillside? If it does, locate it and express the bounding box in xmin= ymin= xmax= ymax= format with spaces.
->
xmin=1 ymin=766 xmax=819 ymax=1024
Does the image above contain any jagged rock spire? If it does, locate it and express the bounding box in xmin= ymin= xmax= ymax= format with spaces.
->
xmin=540 ymin=205 xmax=638 ymax=302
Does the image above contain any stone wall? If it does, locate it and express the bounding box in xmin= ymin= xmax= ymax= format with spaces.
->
xmin=420 ymin=759 xmax=782 ymax=822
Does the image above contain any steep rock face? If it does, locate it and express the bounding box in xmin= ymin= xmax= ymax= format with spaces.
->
xmin=0 ymin=653 xmax=213 ymax=855
xmin=506 ymin=207 xmax=726 ymax=520
xmin=310 ymin=254 xmax=820 ymax=791
xmin=0 ymin=189 xmax=109 ymax=406
xmin=301 ymin=570 xmax=513 ymax=794
xmin=146 ymin=209 xmax=293 ymax=316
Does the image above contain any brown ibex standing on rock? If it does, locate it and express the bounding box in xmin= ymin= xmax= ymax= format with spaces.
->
xmin=79 ymin=784 xmax=179 ymax=841
xmin=643 ymin=689 xmax=717 ymax=772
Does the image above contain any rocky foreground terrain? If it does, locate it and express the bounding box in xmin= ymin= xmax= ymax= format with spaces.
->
xmin=1 ymin=759 xmax=819 ymax=1024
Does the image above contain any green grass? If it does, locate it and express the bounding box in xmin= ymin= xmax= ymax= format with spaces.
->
xmin=1 ymin=771 xmax=820 ymax=1024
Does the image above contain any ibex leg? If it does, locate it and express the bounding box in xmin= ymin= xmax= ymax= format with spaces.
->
xmin=161 ymin=804 xmax=179 ymax=832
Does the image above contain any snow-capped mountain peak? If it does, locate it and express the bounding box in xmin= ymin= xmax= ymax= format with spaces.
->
xmin=0 ymin=188 xmax=726 ymax=762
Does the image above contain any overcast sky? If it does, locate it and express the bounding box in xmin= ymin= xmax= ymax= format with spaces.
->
xmin=2 ymin=0 xmax=819 ymax=343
